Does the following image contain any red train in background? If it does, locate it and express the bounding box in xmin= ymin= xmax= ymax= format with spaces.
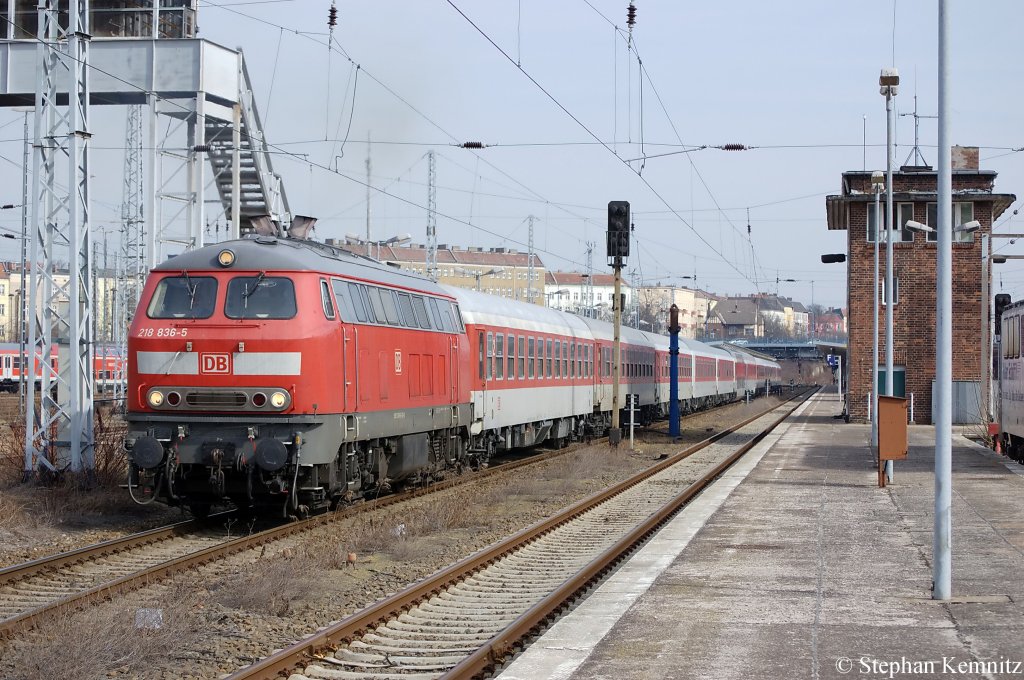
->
xmin=0 ymin=343 xmax=126 ymax=394
xmin=124 ymin=233 xmax=779 ymax=517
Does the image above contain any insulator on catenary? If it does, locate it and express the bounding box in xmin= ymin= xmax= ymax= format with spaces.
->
xmin=328 ymin=2 xmax=338 ymax=28
xmin=193 ymin=144 xmax=210 ymax=153
xmin=720 ymin=143 xmax=748 ymax=151
xmin=460 ymin=142 xmax=486 ymax=149
xmin=626 ymin=3 xmax=637 ymax=27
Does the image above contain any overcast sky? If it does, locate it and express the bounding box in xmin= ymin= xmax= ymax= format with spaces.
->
xmin=0 ymin=0 xmax=1021 ymax=310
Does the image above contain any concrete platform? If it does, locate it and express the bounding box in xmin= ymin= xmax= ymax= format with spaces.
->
xmin=499 ymin=390 xmax=1024 ymax=680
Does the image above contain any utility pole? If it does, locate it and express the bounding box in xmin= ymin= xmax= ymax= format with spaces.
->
xmin=607 ymin=201 xmax=630 ymax=447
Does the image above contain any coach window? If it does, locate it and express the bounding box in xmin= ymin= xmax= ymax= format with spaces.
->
xmin=487 ymin=332 xmax=494 ymax=379
xmin=450 ymin=303 xmax=466 ymax=332
xmin=518 ymin=336 xmax=526 ymax=378
xmin=365 ymin=287 xmax=386 ymax=324
xmin=427 ymin=297 xmax=444 ymax=330
xmin=528 ymin=337 xmax=535 ymax=378
xmin=478 ymin=331 xmax=485 ymax=378
xmin=375 ymin=288 xmax=400 ymax=325
xmin=537 ymin=337 xmax=544 ymax=378
xmin=554 ymin=341 xmax=561 ymax=378
xmin=411 ymin=296 xmax=432 ymax=329
xmin=546 ymin=338 xmax=553 ymax=378
xmin=569 ymin=342 xmax=576 ymax=378
xmin=320 ymin=280 xmax=335 ymax=319
xmin=358 ymin=287 xmax=378 ymax=323
xmin=225 ymin=276 xmax=297 ymax=320
xmin=148 ymin=275 xmax=217 ymax=319
xmin=496 ymin=333 xmax=504 ymax=379
xmin=396 ymin=293 xmax=417 ymax=327
xmin=507 ymin=335 xmax=515 ymax=379
xmin=343 ymin=282 xmax=368 ymax=323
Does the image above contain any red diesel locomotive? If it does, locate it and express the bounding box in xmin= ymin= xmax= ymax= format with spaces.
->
xmin=125 ymin=232 xmax=778 ymax=517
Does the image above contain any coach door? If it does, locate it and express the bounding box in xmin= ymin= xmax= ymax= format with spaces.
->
xmin=1 ymin=355 xmax=10 ymax=381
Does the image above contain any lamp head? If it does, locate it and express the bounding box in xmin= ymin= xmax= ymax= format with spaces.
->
xmin=904 ymin=220 xmax=934 ymax=233
xmin=871 ymin=170 xmax=885 ymax=188
xmin=879 ymin=67 xmax=900 ymax=92
xmin=955 ymin=220 xmax=981 ymax=234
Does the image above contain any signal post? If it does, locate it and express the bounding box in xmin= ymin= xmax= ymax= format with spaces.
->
xmin=608 ymin=201 xmax=630 ymax=447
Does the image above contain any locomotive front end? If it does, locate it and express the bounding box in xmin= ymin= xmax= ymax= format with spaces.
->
xmin=125 ymin=240 xmax=341 ymax=517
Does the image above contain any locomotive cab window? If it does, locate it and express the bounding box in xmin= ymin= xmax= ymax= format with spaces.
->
xmin=321 ymin=279 xmax=335 ymax=319
xmin=225 ymin=275 xmax=296 ymax=319
xmin=147 ymin=274 xmax=217 ymax=319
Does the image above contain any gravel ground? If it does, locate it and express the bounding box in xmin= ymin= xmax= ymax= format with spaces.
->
xmin=0 ymin=394 xmax=794 ymax=680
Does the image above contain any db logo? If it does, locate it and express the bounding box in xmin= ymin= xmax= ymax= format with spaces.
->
xmin=200 ymin=353 xmax=231 ymax=374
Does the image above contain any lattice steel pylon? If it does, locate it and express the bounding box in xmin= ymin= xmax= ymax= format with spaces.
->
xmin=25 ymin=0 xmax=95 ymax=475
xmin=114 ymin=104 xmax=145 ymax=404
xmin=426 ymin=150 xmax=438 ymax=281
xmin=584 ymin=241 xmax=594 ymax=317
xmin=527 ymin=215 xmax=536 ymax=303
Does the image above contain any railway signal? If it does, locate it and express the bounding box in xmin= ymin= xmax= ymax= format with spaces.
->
xmin=607 ymin=200 xmax=630 ymax=447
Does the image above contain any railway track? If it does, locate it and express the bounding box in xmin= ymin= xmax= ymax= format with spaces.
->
xmin=227 ymin=388 xmax=814 ymax=680
xmin=0 ymin=417 xmax=609 ymax=638
xmin=0 ymin=392 xmax=796 ymax=641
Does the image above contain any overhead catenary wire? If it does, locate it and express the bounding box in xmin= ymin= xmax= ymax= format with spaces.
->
xmin=0 ymin=11 xmax=603 ymax=272
xmin=444 ymin=0 xmax=759 ymax=289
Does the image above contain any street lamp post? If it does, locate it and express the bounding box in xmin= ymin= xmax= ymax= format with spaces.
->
xmin=345 ymin=232 xmax=411 ymax=262
xmin=880 ymin=66 xmax=900 ymax=482
xmin=456 ymin=267 xmax=504 ymax=292
xmin=871 ymin=171 xmax=885 ymax=450
xmin=934 ymin=4 xmax=952 ymax=601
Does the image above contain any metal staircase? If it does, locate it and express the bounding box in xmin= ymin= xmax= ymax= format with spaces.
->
xmin=204 ymin=54 xmax=289 ymax=230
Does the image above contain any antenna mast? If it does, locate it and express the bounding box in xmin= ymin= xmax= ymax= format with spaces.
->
xmin=900 ymin=93 xmax=936 ymax=167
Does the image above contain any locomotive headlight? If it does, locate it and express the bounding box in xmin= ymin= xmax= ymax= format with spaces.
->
xmin=270 ymin=391 xmax=288 ymax=408
xmin=148 ymin=390 xmax=164 ymax=407
xmin=217 ymin=249 xmax=236 ymax=267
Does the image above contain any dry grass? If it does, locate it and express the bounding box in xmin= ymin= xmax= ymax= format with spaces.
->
xmin=0 ymin=396 xmax=140 ymax=532
xmin=2 ymin=585 xmax=203 ymax=680
xmin=209 ymin=553 xmax=313 ymax=617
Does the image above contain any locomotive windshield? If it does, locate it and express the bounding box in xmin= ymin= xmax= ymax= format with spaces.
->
xmin=147 ymin=274 xmax=217 ymax=319
xmin=224 ymin=275 xmax=297 ymax=319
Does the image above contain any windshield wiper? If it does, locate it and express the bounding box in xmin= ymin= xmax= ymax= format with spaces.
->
xmin=242 ymin=271 xmax=266 ymax=307
xmin=181 ymin=270 xmax=197 ymax=314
